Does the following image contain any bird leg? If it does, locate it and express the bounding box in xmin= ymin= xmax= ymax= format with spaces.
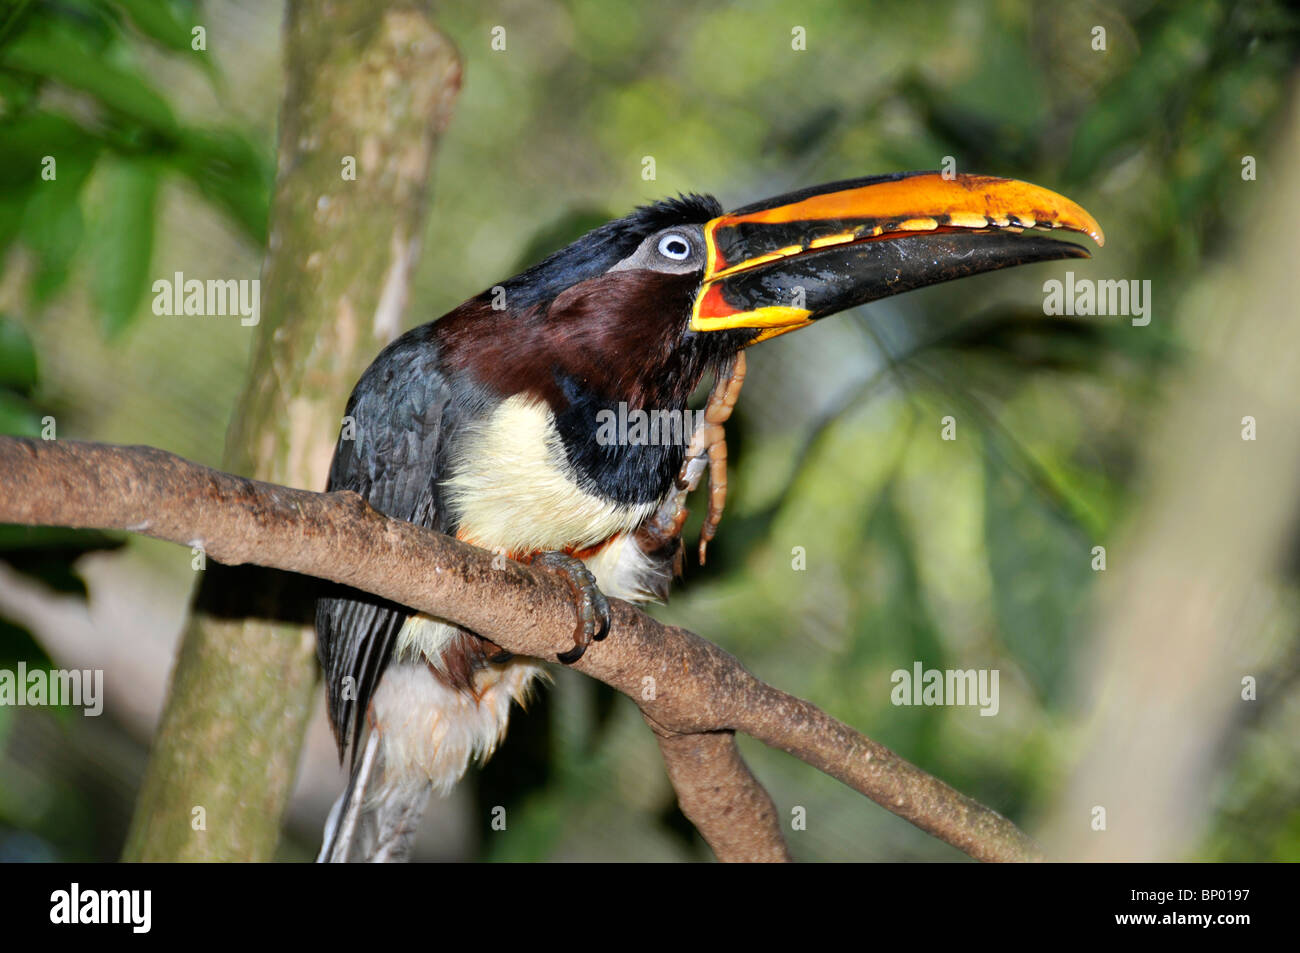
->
xmin=530 ymin=551 xmax=611 ymax=664
xmin=696 ymin=350 xmax=746 ymax=564
xmin=480 ymin=637 xmax=513 ymax=665
xmin=639 ymin=351 xmax=747 ymax=567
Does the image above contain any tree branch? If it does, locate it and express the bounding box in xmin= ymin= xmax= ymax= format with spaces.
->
xmin=650 ymin=727 xmax=791 ymax=862
xmin=0 ymin=436 xmax=1043 ymax=862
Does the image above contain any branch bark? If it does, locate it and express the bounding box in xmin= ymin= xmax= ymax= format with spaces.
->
xmin=0 ymin=436 xmax=1044 ymax=862
xmin=650 ymin=728 xmax=791 ymax=862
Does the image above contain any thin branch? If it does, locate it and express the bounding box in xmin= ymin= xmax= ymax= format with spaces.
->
xmin=0 ymin=436 xmax=1044 ymax=862
xmin=649 ymin=726 xmax=791 ymax=862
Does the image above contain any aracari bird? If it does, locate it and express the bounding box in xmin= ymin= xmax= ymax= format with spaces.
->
xmin=316 ymin=171 xmax=1103 ymax=861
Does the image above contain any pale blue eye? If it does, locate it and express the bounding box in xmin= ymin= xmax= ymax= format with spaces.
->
xmin=658 ymin=234 xmax=691 ymax=260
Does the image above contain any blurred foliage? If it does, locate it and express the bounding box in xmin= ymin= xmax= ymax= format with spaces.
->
xmin=0 ymin=311 xmax=39 ymax=433
xmin=1 ymin=0 xmax=1298 ymax=861
xmin=0 ymin=0 xmax=270 ymax=336
xmin=0 ymin=0 xmax=267 ymax=861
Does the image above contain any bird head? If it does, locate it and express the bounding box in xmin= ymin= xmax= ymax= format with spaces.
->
xmin=445 ymin=171 xmax=1102 ymax=414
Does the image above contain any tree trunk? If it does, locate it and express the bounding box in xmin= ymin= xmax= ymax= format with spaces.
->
xmin=123 ymin=0 xmax=460 ymax=861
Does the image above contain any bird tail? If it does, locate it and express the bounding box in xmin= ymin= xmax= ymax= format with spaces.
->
xmin=317 ymin=729 xmax=432 ymax=863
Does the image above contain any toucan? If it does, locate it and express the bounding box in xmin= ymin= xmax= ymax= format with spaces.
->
xmin=315 ymin=171 xmax=1103 ymax=861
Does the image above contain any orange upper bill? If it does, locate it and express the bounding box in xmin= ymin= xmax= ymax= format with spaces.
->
xmin=689 ymin=171 xmax=1103 ymax=339
xmin=702 ymin=172 xmax=1104 ymax=283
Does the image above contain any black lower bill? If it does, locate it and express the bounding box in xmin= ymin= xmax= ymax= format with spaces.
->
xmin=714 ymin=231 xmax=1090 ymax=324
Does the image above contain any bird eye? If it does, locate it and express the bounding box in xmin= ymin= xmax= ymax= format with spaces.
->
xmin=657 ymin=234 xmax=692 ymax=260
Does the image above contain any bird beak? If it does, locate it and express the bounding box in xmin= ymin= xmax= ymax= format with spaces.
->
xmin=690 ymin=172 xmax=1105 ymax=343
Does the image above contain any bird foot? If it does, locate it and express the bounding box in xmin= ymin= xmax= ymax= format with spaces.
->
xmin=530 ymin=551 xmax=610 ymax=663
xmin=640 ymin=352 xmax=747 ymax=566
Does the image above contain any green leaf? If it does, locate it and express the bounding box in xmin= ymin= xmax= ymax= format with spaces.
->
xmin=982 ymin=453 xmax=1087 ymax=702
xmin=0 ymin=0 xmax=36 ymax=53
xmin=112 ymin=0 xmax=218 ymax=83
xmin=0 ymin=67 xmax=39 ymax=113
xmin=111 ymin=0 xmax=194 ymax=52
xmin=845 ymin=482 xmax=947 ymax=760
xmin=172 ymin=128 xmax=272 ymax=242
xmin=0 ymin=389 xmax=41 ymax=436
xmin=20 ymin=153 xmax=95 ymax=301
xmin=0 ymin=192 xmax=26 ymax=262
xmin=0 ymin=314 xmax=38 ymax=392
xmin=90 ymin=159 xmax=159 ymax=337
xmin=1066 ymin=2 xmax=1222 ymax=180
xmin=0 ymin=114 xmax=99 ymax=287
xmin=0 ymin=112 xmax=97 ymax=195
xmin=0 ymin=17 xmax=177 ymax=134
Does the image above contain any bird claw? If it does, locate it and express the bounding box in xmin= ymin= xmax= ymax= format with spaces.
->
xmin=640 ymin=352 xmax=747 ymax=566
xmin=696 ymin=351 xmax=746 ymax=564
xmin=532 ymin=551 xmax=610 ymax=664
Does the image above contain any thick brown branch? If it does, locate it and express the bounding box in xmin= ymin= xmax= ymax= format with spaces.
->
xmin=0 ymin=436 xmax=1043 ymax=862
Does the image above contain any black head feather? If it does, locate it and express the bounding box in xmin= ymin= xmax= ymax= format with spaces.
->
xmin=491 ymin=193 xmax=723 ymax=312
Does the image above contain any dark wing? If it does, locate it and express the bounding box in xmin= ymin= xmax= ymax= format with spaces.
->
xmin=315 ymin=325 xmax=458 ymax=766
